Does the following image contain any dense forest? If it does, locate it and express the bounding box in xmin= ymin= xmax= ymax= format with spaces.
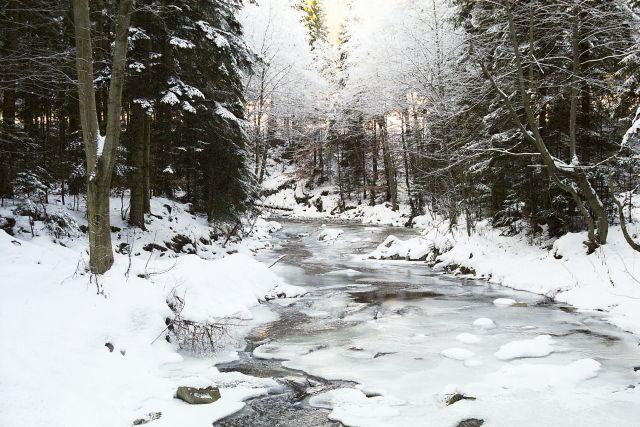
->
xmin=1 ymin=0 xmax=639 ymax=267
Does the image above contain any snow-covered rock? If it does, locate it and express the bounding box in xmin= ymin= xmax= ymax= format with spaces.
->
xmin=473 ymin=318 xmax=496 ymax=329
xmin=494 ymin=335 xmax=555 ymax=361
xmin=318 ymin=228 xmax=344 ymax=242
xmin=493 ymin=298 xmax=517 ymax=307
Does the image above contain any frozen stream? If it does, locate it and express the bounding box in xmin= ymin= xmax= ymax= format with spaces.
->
xmin=217 ymin=220 xmax=640 ymax=426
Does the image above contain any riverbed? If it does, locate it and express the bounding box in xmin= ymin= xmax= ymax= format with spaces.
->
xmin=217 ymin=220 xmax=640 ymax=426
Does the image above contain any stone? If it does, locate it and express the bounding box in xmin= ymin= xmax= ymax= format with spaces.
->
xmin=457 ymin=419 xmax=484 ymax=427
xmin=176 ymin=386 xmax=221 ymax=405
xmin=458 ymin=266 xmax=476 ymax=275
xmin=142 ymin=243 xmax=167 ymax=252
xmin=445 ymin=393 xmax=476 ymax=406
xmin=132 ymin=412 xmax=162 ymax=425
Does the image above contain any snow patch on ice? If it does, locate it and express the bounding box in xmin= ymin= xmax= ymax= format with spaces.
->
xmin=456 ymin=333 xmax=482 ymax=344
xmin=493 ymin=298 xmax=517 ymax=306
xmin=473 ymin=318 xmax=496 ymax=329
xmin=441 ymin=347 xmax=475 ymax=361
xmin=494 ymin=335 xmax=555 ymax=361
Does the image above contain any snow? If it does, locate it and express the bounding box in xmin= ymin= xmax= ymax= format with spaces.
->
xmin=623 ymin=106 xmax=640 ymax=145
xmin=161 ymin=91 xmax=180 ymax=106
xmin=318 ymin=228 xmax=344 ymax=242
xmin=441 ymin=348 xmax=475 ymax=361
xmin=369 ymin=235 xmax=432 ymax=261
xmin=493 ymin=298 xmax=517 ymax=306
xmin=308 ymin=388 xmax=402 ymax=425
xmin=169 ymin=37 xmax=195 ymax=49
xmin=367 ymin=210 xmax=640 ymax=337
xmin=480 ymin=358 xmax=602 ymax=392
xmin=473 ymin=318 xmax=496 ymax=329
xmin=96 ymin=133 xmax=105 ymax=158
xmin=160 ymin=253 xmax=303 ymax=322
xmin=182 ymin=100 xmax=196 ymax=113
xmin=0 ymin=197 xmax=299 ymax=426
xmin=494 ymin=335 xmax=555 ymax=361
xmin=215 ymin=103 xmax=239 ymax=122
xmin=456 ymin=333 xmax=482 ymax=344
xmin=260 ymin=167 xmax=413 ymax=227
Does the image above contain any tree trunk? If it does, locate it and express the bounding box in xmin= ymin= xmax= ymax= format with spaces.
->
xmin=87 ymin=181 xmax=114 ymax=274
xmin=379 ymin=117 xmax=398 ymax=210
xmin=370 ymin=121 xmax=378 ymax=206
xmin=129 ymin=103 xmax=146 ymax=228
xmin=142 ymin=115 xmax=151 ymax=213
xmin=0 ymin=0 xmax=17 ymax=200
xmin=400 ymin=111 xmax=413 ymax=214
xmin=72 ymin=0 xmax=134 ymax=274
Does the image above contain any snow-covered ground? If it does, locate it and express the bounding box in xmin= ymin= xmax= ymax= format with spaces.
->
xmin=261 ymin=170 xmax=412 ymax=226
xmin=0 ymin=197 xmax=303 ymax=426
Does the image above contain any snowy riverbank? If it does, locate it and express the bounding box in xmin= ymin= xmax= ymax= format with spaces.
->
xmin=261 ymin=172 xmax=413 ymax=227
xmin=0 ymin=197 xmax=304 ymax=426
xmin=369 ymin=214 xmax=640 ymax=337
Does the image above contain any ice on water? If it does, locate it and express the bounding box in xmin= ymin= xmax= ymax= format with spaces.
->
xmin=255 ymin=222 xmax=640 ymax=427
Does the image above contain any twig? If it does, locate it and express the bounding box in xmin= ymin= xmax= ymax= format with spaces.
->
xmin=268 ymin=255 xmax=287 ymax=268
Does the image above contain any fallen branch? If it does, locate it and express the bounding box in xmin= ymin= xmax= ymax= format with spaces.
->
xmin=269 ymin=255 xmax=287 ymax=268
xmin=255 ymin=203 xmax=294 ymax=212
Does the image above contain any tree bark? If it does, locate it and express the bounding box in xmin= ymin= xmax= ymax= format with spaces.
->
xmin=129 ymin=102 xmax=146 ymax=228
xmin=369 ymin=121 xmax=378 ymax=206
xmin=0 ymin=0 xmax=18 ymax=200
xmin=72 ymin=0 xmax=134 ymax=274
xmin=379 ymin=117 xmax=398 ymax=210
xmin=142 ymin=115 xmax=151 ymax=213
xmin=400 ymin=111 xmax=414 ymax=214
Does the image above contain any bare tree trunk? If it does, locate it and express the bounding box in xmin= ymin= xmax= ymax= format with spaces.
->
xmin=609 ymin=182 xmax=640 ymax=253
xmin=370 ymin=121 xmax=378 ymax=206
xmin=400 ymin=111 xmax=413 ymax=213
xmin=142 ymin=115 xmax=151 ymax=213
xmin=129 ymin=102 xmax=146 ymax=228
xmin=0 ymin=0 xmax=17 ymax=200
xmin=72 ymin=0 xmax=134 ymax=274
xmin=379 ymin=117 xmax=398 ymax=210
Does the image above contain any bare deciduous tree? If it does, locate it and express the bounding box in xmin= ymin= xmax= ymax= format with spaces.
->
xmin=72 ymin=0 xmax=134 ymax=273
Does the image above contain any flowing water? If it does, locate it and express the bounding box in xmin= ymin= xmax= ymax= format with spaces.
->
xmin=216 ymin=220 xmax=640 ymax=427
